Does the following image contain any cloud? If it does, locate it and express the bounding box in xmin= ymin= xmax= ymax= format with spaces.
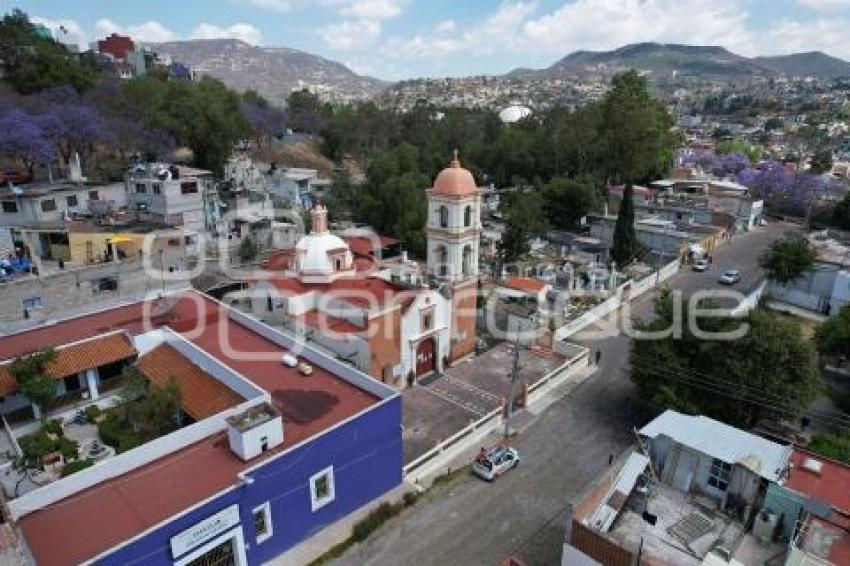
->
xmin=797 ymin=0 xmax=850 ymax=9
xmin=318 ymin=19 xmax=381 ymax=51
xmin=31 ymin=17 xmax=87 ymax=50
xmin=242 ymin=0 xmax=302 ymax=11
xmin=330 ymin=0 xmax=408 ymax=20
xmin=757 ymin=18 xmax=850 ymax=58
xmin=435 ymin=20 xmax=456 ymax=34
xmin=192 ymin=23 xmax=263 ymax=45
xmin=94 ymin=18 xmax=177 ymax=43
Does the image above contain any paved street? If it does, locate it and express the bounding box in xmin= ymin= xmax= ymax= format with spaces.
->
xmin=330 ymin=224 xmax=793 ymax=566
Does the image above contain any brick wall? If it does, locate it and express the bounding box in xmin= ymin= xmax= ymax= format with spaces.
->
xmin=449 ymin=280 xmax=477 ymax=361
xmin=368 ymin=307 xmax=401 ymax=384
xmin=570 ymin=520 xmax=633 ymax=566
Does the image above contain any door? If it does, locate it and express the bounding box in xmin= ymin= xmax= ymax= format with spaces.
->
xmin=416 ymin=338 xmax=435 ymax=377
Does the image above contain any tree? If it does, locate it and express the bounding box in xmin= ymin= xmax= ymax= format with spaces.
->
xmin=128 ymin=377 xmax=182 ymax=441
xmin=759 ymin=236 xmax=816 ymax=284
xmin=816 ymin=304 xmax=850 ymax=357
xmin=9 ymin=348 xmax=57 ymax=419
xmin=242 ymin=93 xmax=284 ymax=149
xmin=764 ymin=117 xmax=784 ymax=132
xmin=715 ymin=139 xmax=762 ymax=164
xmin=542 ymin=176 xmax=598 ymax=230
xmin=611 ymin=184 xmax=640 ymax=265
xmin=287 ymin=88 xmax=326 ymax=134
xmin=497 ymin=186 xmax=548 ymax=264
xmin=631 ymin=299 xmax=820 ymax=427
xmin=832 ymin=192 xmax=850 ymax=230
xmin=0 ymin=109 xmax=55 ymax=174
xmin=809 ymin=148 xmax=833 ymax=174
xmin=239 ymin=236 xmax=258 ymax=261
xmin=599 ymin=71 xmax=678 ymax=185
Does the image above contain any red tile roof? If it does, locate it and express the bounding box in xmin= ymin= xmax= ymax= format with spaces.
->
xmin=296 ymin=309 xmax=366 ymax=335
xmin=787 ymin=448 xmax=850 ymax=517
xmin=344 ymin=235 xmax=398 ymax=257
xmin=504 ymin=277 xmax=547 ymax=294
xmin=267 ymin=275 xmax=416 ymax=311
xmin=10 ymin=292 xmax=379 ymax=566
xmin=135 ymin=344 xmax=244 ymax=421
xmin=0 ymin=332 xmax=137 ymax=396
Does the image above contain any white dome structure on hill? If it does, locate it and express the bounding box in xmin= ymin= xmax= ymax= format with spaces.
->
xmin=294 ymin=205 xmax=354 ymax=283
xmin=498 ymin=104 xmax=532 ymax=124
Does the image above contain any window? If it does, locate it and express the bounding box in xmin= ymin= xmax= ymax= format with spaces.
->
xmin=40 ymin=199 xmax=56 ymax=212
xmin=88 ymin=190 xmax=100 ymax=201
xmin=1 ymin=201 xmax=17 ymax=213
xmin=439 ymin=205 xmax=448 ymax=228
xmin=464 ymin=205 xmax=472 ymax=227
xmin=253 ymin=502 xmax=273 ymax=544
xmin=707 ymin=458 xmax=732 ymax=491
xmin=423 ymin=313 xmax=433 ymax=330
xmin=22 ymin=297 xmax=43 ymax=310
xmin=181 ymin=181 xmax=199 ymax=194
xmin=66 ymin=195 xmax=78 ymax=207
xmin=152 ymin=183 xmax=162 ymax=195
xmin=310 ymin=465 xmax=336 ymax=511
xmin=135 ymin=183 xmax=147 ymax=194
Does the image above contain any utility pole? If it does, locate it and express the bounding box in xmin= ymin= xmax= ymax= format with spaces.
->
xmin=504 ymin=336 xmax=521 ymax=438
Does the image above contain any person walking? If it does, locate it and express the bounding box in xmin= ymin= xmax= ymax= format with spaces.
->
xmin=595 ymin=350 xmax=602 ymax=365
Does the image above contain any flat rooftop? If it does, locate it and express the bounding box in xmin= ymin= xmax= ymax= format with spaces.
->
xmin=3 ymin=291 xmax=380 ymax=565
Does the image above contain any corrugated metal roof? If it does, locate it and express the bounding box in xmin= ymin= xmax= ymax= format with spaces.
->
xmin=640 ymin=410 xmax=791 ymax=482
xmin=587 ymin=452 xmax=649 ymax=533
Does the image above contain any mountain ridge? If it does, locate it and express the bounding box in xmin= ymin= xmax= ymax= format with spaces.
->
xmin=148 ymin=38 xmax=386 ymax=104
xmin=506 ymin=42 xmax=850 ymax=80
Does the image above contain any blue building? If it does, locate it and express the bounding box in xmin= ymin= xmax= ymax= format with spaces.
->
xmin=4 ymin=292 xmax=402 ymax=565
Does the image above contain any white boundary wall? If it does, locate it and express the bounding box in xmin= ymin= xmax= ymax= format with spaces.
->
xmin=555 ymin=258 xmax=680 ymax=340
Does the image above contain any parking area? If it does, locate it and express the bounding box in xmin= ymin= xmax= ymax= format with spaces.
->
xmin=400 ymin=343 xmax=568 ymax=464
xmin=444 ymin=343 xmax=567 ymax=401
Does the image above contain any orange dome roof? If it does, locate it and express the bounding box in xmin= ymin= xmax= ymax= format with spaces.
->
xmin=432 ymin=151 xmax=477 ymax=196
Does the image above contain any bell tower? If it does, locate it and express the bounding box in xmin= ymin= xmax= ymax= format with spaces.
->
xmin=425 ymin=151 xmax=480 ymax=362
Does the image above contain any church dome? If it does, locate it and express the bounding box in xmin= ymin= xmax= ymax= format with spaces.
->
xmin=432 ymin=151 xmax=478 ymax=196
xmin=293 ymin=204 xmax=354 ymax=281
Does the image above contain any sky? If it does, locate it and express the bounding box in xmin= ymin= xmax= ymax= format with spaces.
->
xmin=7 ymin=0 xmax=850 ymax=80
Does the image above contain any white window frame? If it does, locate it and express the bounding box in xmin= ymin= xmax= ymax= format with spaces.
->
xmin=252 ymin=502 xmax=273 ymax=544
xmin=174 ymin=528 xmax=247 ymax=566
xmin=707 ymin=458 xmax=732 ymax=492
xmin=310 ymin=465 xmax=336 ymax=512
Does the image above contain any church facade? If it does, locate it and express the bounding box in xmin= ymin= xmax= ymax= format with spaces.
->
xmin=247 ymin=153 xmax=480 ymax=387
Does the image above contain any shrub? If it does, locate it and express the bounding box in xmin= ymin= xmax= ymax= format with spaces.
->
xmin=43 ymin=418 xmax=63 ymax=437
xmin=402 ymin=491 xmax=420 ymax=507
xmin=351 ymin=502 xmax=400 ymax=542
xmin=97 ymin=412 xmax=141 ymax=453
xmin=84 ymin=405 xmax=102 ymax=421
xmin=18 ymin=429 xmax=78 ymax=466
xmin=56 ymin=437 xmax=79 ymax=460
xmin=61 ymin=458 xmax=93 ymax=477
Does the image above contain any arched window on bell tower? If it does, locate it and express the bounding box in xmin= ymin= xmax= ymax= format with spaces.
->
xmin=436 ymin=245 xmax=448 ymax=277
xmin=439 ymin=205 xmax=449 ymax=228
xmin=464 ymin=205 xmax=472 ymax=227
xmin=462 ymin=245 xmax=473 ymax=277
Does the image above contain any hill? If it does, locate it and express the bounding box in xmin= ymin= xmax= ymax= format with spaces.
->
xmin=507 ymin=42 xmax=850 ymax=81
xmin=752 ymin=51 xmax=850 ymax=78
xmin=149 ymin=38 xmax=387 ymax=105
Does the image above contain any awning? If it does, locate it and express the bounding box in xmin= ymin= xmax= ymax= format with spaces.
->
xmin=109 ymin=236 xmax=135 ymax=244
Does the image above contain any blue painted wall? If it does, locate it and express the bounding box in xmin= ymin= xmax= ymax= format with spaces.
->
xmin=763 ymin=483 xmax=805 ymax=541
xmin=98 ymin=396 xmax=402 ymax=565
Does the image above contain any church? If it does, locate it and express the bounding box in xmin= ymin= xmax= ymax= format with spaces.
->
xmin=247 ymin=152 xmax=480 ymax=387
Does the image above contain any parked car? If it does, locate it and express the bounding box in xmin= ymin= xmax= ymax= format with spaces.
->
xmin=692 ymin=259 xmax=709 ymax=272
xmin=719 ymin=269 xmax=741 ymax=285
xmin=472 ymin=444 xmax=520 ymax=481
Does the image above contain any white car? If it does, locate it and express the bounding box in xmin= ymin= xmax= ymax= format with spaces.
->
xmin=719 ymin=269 xmax=741 ymax=285
xmin=472 ymin=445 xmax=520 ymax=481
xmin=692 ymin=259 xmax=709 ymax=272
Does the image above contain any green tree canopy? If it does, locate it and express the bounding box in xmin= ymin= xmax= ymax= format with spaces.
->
xmin=758 ymin=236 xmax=816 ymax=284
xmin=816 ymin=304 xmax=850 ymax=357
xmin=9 ymin=348 xmax=57 ymax=417
xmin=631 ymin=297 xmax=820 ymax=427
xmin=715 ymin=139 xmax=763 ymax=164
xmin=498 ymin=186 xmax=548 ymax=264
xmin=611 ymin=184 xmax=640 ymax=265
xmin=542 ymin=176 xmax=599 ymax=230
